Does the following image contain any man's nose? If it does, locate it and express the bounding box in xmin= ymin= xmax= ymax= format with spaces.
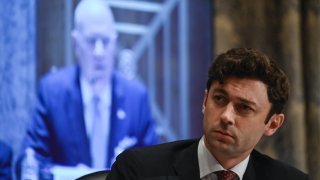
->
xmin=93 ymin=39 xmax=105 ymax=56
xmin=220 ymin=103 xmax=236 ymax=125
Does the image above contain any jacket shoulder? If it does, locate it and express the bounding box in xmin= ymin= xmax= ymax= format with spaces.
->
xmin=131 ymin=139 xmax=198 ymax=154
xmin=113 ymin=71 xmax=147 ymax=94
xmin=40 ymin=65 xmax=77 ymax=86
xmin=114 ymin=139 xmax=198 ymax=173
xmin=126 ymin=139 xmax=198 ymax=161
xmin=250 ymin=150 xmax=308 ymax=180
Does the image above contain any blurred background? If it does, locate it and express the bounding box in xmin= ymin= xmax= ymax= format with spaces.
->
xmin=0 ymin=0 xmax=319 ymax=179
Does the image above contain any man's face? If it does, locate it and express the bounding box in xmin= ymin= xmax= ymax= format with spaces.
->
xmin=73 ymin=10 xmax=117 ymax=83
xmin=202 ymin=77 xmax=283 ymax=162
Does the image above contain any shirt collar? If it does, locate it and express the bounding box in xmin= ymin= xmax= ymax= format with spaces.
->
xmin=198 ymin=136 xmax=250 ymax=180
xmin=80 ymin=75 xmax=92 ymax=106
xmin=80 ymin=75 xmax=112 ymax=107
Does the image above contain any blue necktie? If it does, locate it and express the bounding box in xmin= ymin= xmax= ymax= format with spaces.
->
xmin=91 ymin=96 xmax=107 ymax=168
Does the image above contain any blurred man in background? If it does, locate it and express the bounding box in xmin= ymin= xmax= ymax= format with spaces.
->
xmin=19 ymin=0 xmax=158 ymax=174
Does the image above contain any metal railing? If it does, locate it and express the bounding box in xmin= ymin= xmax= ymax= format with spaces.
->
xmin=108 ymin=0 xmax=189 ymax=141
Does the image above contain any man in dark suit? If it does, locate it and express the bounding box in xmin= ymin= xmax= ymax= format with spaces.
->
xmin=20 ymin=0 xmax=158 ymax=172
xmin=107 ymin=48 xmax=308 ymax=180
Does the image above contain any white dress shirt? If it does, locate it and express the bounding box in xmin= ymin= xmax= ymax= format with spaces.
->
xmin=198 ymin=136 xmax=250 ymax=180
xmin=80 ymin=76 xmax=111 ymax=143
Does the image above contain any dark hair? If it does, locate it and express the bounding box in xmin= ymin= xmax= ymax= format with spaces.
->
xmin=207 ymin=48 xmax=290 ymax=121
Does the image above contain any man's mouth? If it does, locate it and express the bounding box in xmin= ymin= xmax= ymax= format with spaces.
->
xmin=94 ymin=64 xmax=105 ymax=70
xmin=214 ymin=130 xmax=233 ymax=138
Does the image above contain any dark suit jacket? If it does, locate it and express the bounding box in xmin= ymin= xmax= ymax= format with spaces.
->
xmin=107 ymin=139 xmax=308 ymax=180
xmin=0 ymin=141 xmax=12 ymax=180
xmin=21 ymin=65 xmax=158 ymax=168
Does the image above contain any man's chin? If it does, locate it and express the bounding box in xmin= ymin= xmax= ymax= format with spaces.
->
xmin=206 ymin=136 xmax=232 ymax=150
xmin=91 ymin=72 xmax=111 ymax=82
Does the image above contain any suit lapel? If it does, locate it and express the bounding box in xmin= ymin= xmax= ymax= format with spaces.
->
xmin=107 ymin=72 xmax=126 ymax=166
xmin=173 ymin=140 xmax=200 ymax=180
xmin=243 ymin=154 xmax=256 ymax=180
xmin=65 ymin=66 xmax=91 ymax=165
xmin=172 ymin=140 xmax=260 ymax=180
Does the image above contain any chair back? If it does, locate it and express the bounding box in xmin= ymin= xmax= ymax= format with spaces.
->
xmin=76 ymin=170 xmax=110 ymax=180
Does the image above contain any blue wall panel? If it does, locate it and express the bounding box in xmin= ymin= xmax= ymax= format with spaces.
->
xmin=0 ymin=0 xmax=36 ymax=154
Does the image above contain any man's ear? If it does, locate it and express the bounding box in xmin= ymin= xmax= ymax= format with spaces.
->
xmin=202 ymin=90 xmax=208 ymax=114
xmin=264 ymin=113 xmax=285 ymax=136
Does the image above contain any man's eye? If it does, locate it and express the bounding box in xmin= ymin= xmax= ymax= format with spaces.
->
xmin=101 ymin=38 xmax=110 ymax=46
xmin=213 ymin=95 xmax=227 ymax=105
xmin=85 ymin=37 xmax=110 ymax=47
xmin=236 ymin=104 xmax=253 ymax=113
xmin=86 ymin=38 xmax=96 ymax=46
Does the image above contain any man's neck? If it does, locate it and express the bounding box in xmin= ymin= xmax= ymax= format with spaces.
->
xmin=93 ymin=80 xmax=112 ymax=96
xmin=198 ymin=137 xmax=250 ymax=179
xmin=82 ymin=74 xmax=111 ymax=95
xmin=204 ymin=138 xmax=252 ymax=169
xmin=212 ymin=151 xmax=250 ymax=170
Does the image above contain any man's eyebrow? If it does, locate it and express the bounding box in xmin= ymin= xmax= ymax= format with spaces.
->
xmin=213 ymin=88 xmax=257 ymax=107
xmin=212 ymin=88 xmax=228 ymax=95
xmin=237 ymin=97 xmax=257 ymax=107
